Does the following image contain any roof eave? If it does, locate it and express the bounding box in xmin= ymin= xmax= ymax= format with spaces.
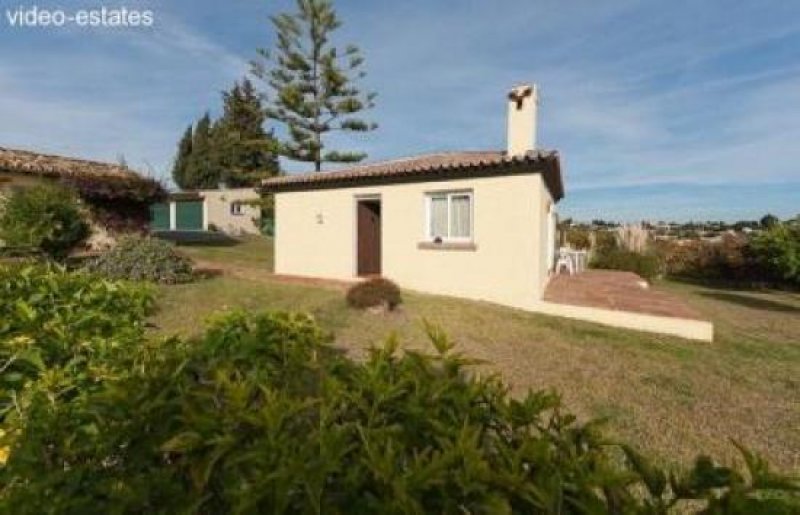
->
xmin=260 ymin=156 xmax=564 ymax=201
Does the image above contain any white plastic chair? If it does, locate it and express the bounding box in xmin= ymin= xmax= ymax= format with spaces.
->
xmin=556 ymin=248 xmax=575 ymax=275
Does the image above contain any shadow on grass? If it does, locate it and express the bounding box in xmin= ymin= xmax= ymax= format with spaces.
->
xmin=153 ymin=231 xmax=240 ymax=247
xmin=666 ymin=275 xmax=799 ymax=293
xmin=698 ymin=291 xmax=800 ymax=313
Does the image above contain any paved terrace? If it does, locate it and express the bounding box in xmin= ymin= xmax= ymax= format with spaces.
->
xmin=540 ymin=270 xmax=713 ymax=341
xmin=544 ymin=270 xmax=703 ymax=320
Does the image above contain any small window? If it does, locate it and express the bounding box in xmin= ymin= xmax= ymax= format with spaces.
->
xmin=230 ymin=202 xmax=243 ymax=216
xmin=426 ymin=190 xmax=473 ymax=241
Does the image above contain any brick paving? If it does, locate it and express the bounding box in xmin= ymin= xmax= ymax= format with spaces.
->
xmin=544 ymin=270 xmax=703 ymax=320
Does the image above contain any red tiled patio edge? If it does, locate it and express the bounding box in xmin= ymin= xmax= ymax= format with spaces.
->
xmin=544 ymin=270 xmax=703 ymax=320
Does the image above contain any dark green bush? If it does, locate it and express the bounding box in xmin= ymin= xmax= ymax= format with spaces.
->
xmin=86 ymin=234 xmax=194 ymax=284
xmin=346 ymin=277 xmax=402 ymax=310
xmin=0 ymin=183 xmax=89 ymax=258
xmin=1 ymin=302 xmax=797 ymax=513
xmin=591 ymin=248 xmax=662 ymax=281
xmin=565 ymin=228 xmax=591 ymax=250
xmin=655 ymin=228 xmax=799 ymax=287
xmin=594 ymin=229 xmax=618 ymax=252
xmin=750 ymin=223 xmax=800 ymax=285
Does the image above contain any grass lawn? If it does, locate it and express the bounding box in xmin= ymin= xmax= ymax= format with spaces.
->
xmin=173 ymin=234 xmax=274 ymax=271
xmin=150 ymin=236 xmax=800 ymax=472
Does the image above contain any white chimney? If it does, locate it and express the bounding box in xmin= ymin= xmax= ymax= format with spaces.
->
xmin=506 ymin=83 xmax=538 ymax=156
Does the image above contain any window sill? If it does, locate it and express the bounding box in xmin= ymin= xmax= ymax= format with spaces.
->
xmin=417 ymin=241 xmax=477 ymax=251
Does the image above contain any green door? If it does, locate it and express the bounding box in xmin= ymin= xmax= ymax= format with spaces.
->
xmin=175 ymin=200 xmax=204 ymax=230
xmin=150 ymin=203 xmax=170 ymax=231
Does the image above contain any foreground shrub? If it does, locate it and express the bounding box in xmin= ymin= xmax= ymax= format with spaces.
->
xmin=0 ymin=183 xmax=89 ymax=258
xmin=0 ymin=264 xmax=153 ymax=417
xmin=1 ymin=299 xmax=797 ymax=513
xmin=346 ymin=277 xmax=402 ymax=310
xmin=86 ymin=234 xmax=194 ymax=284
xmin=590 ymin=248 xmax=662 ymax=281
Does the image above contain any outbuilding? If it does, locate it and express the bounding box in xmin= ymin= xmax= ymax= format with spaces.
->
xmin=150 ymin=187 xmax=261 ymax=235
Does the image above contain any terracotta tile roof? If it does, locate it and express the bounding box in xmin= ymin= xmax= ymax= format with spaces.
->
xmin=261 ymin=149 xmax=564 ymax=200
xmin=0 ymin=146 xmax=144 ymax=181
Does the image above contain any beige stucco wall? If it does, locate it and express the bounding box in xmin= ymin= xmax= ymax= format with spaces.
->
xmin=538 ymin=183 xmax=556 ymax=297
xmin=201 ymin=188 xmax=261 ymax=235
xmin=274 ymin=172 xmax=554 ymax=310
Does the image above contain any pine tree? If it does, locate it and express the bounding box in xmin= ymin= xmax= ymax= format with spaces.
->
xmin=252 ymin=0 xmax=377 ymax=172
xmin=213 ymin=79 xmax=280 ymax=186
xmin=171 ymin=125 xmax=193 ymax=189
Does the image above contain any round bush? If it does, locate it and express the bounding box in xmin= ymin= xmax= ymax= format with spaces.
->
xmin=0 ymin=183 xmax=89 ymax=258
xmin=86 ymin=234 xmax=194 ymax=284
xmin=346 ymin=277 xmax=402 ymax=310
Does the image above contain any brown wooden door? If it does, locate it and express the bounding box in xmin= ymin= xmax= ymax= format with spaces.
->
xmin=357 ymin=200 xmax=381 ymax=276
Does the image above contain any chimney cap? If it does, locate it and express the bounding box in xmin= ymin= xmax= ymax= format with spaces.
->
xmin=508 ymin=84 xmax=533 ymax=97
xmin=507 ymin=84 xmax=538 ymax=110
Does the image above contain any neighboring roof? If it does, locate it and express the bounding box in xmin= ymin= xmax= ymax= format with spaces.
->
xmin=167 ymin=191 xmax=204 ymax=201
xmin=162 ymin=187 xmax=258 ymax=202
xmin=0 ymin=146 xmax=165 ymax=202
xmin=260 ymin=149 xmax=564 ymax=200
xmin=0 ymin=146 xmax=142 ymax=180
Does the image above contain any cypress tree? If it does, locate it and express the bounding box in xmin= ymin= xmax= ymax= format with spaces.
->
xmin=171 ymin=125 xmax=193 ymax=189
xmin=214 ymin=79 xmax=280 ymax=186
xmin=252 ymin=0 xmax=377 ymax=172
xmin=187 ymin=113 xmax=219 ymax=189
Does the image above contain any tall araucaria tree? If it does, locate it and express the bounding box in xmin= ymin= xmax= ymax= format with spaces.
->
xmin=251 ymin=0 xmax=377 ymax=172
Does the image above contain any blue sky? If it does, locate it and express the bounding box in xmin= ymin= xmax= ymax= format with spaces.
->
xmin=1 ymin=0 xmax=798 ymax=221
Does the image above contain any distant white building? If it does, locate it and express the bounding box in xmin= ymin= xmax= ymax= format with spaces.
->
xmin=150 ymin=186 xmax=261 ymax=236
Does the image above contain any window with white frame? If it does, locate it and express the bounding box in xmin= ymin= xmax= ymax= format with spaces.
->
xmin=426 ymin=190 xmax=473 ymax=242
xmin=230 ymin=202 xmax=244 ymax=216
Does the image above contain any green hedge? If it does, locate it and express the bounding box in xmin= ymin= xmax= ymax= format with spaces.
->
xmin=654 ymin=223 xmax=800 ymax=288
xmin=1 ymin=266 xmax=798 ymax=513
xmin=591 ymin=248 xmax=662 ymax=281
xmin=750 ymin=223 xmax=800 ymax=285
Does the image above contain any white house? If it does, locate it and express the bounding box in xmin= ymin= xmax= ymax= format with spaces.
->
xmin=261 ymin=84 xmax=563 ymax=312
